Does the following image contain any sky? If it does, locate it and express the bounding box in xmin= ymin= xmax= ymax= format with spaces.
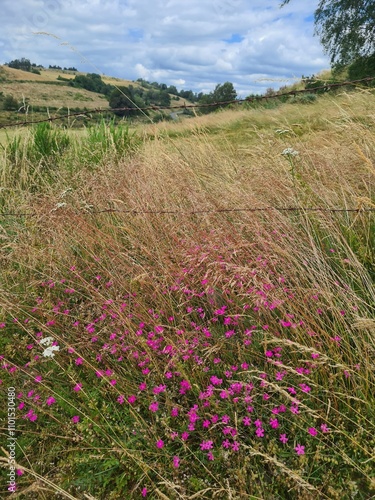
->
xmin=0 ymin=0 xmax=330 ymax=96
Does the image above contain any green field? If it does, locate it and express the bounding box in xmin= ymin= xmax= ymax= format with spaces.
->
xmin=0 ymin=87 xmax=374 ymax=499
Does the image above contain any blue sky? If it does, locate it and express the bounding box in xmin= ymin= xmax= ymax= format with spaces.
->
xmin=0 ymin=0 xmax=329 ymax=95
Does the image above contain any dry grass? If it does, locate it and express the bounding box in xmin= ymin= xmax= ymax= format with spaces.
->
xmin=0 ymin=82 xmax=108 ymax=109
xmin=0 ymin=88 xmax=374 ymax=499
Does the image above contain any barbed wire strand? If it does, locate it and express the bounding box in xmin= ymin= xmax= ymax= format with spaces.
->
xmin=0 ymin=77 xmax=374 ymax=130
xmin=1 ymin=206 xmax=374 ymax=218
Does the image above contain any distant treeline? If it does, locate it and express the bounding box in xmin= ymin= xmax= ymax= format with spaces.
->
xmin=4 ymin=58 xmax=78 ymax=74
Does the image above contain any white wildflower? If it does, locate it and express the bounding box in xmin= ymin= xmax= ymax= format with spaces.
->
xmin=42 ymin=345 xmax=60 ymax=358
xmin=40 ymin=336 xmax=54 ymax=346
xmin=281 ymin=148 xmax=299 ymax=157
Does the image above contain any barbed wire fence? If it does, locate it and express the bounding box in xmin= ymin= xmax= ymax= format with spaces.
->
xmin=1 ymin=206 xmax=374 ymax=219
xmin=0 ymin=76 xmax=374 ymax=130
xmin=0 ymin=76 xmax=374 ymax=218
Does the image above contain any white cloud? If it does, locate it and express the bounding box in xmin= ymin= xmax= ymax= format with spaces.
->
xmin=0 ymin=0 xmax=328 ymax=94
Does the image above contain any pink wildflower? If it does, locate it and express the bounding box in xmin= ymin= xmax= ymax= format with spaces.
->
xmin=149 ymin=401 xmax=159 ymax=412
xmin=295 ymin=444 xmax=305 ymax=455
xmin=200 ymin=440 xmax=213 ymax=450
xmin=127 ymin=395 xmax=137 ymax=405
xmin=255 ymin=427 xmax=265 ymax=438
xmin=279 ymin=433 xmax=288 ymax=444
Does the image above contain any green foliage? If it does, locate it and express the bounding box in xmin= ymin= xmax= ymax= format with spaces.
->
xmin=292 ymin=93 xmax=317 ymax=104
xmin=213 ymin=81 xmax=237 ymax=103
xmin=6 ymin=57 xmax=32 ymax=72
xmin=282 ymin=1 xmax=375 ymax=67
xmin=85 ymin=119 xmax=140 ymax=163
xmin=69 ymin=73 xmax=113 ymax=96
xmin=31 ymin=122 xmax=70 ymax=162
xmin=2 ymin=94 xmax=19 ymax=111
xmin=348 ymin=53 xmax=375 ymax=82
xmin=109 ymin=87 xmax=147 ymax=117
xmin=198 ymin=81 xmax=238 ymax=114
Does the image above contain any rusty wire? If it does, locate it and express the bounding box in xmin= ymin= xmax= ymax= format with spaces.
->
xmin=0 ymin=77 xmax=374 ymax=130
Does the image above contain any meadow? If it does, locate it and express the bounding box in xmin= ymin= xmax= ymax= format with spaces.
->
xmin=0 ymin=88 xmax=374 ymax=499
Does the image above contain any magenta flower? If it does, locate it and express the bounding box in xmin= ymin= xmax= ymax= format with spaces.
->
xmin=269 ymin=418 xmax=279 ymax=429
xmin=207 ymin=451 xmax=214 ymax=461
xmin=279 ymin=433 xmax=288 ymax=444
xmin=210 ymin=375 xmax=223 ymax=386
xmin=173 ymin=456 xmax=180 ymax=468
xmin=117 ymin=395 xmax=125 ymax=404
xmin=141 ymin=487 xmax=148 ymax=497
xmin=242 ymin=416 xmax=251 ymax=426
xmin=180 ymin=379 xmax=191 ymax=394
xmin=308 ymin=427 xmax=318 ymax=436
xmin=73 ymin=383 xmax=82 ymax=392
xmin=232 ymin=441 xmax=240 ymax=451
xmin=149 ymin=401 xmax=159 ymax=412
xmin=299 ymin=383 xmax=311 ymax=393
xmin=71 ymin=416 xmax=80 ymax=424
xmin=255 ymin=427 xmax=264 ymax=438
xmin=127 ymin=395 xmax=137 ymax=405
xmin=295 ymin=444 xmax=305 ymax=455
xmin=320 ymin=423 xmax=330 ymax=433
xmin=156 ymin=440 xmax=164 ymax=449
xmin=222 ymin=439 xmax=231 ymax=449
xmin=153 ymin=384 xmax=166 ymax=395
xmin=46 ymin=396 xmax=56 ymax=406
xmin=75 ymin=357 xmax=83 ymax=365
xmin=171 ymin=407 xmax=179 ymax=417
xmin=181 ymin=432 xmax=189 ymax=441
xmin=200 ymin=440 xmax=214 ymax=450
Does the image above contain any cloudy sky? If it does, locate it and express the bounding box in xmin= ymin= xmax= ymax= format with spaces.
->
xmin=0 ymin=0 xmax=329 ymax=95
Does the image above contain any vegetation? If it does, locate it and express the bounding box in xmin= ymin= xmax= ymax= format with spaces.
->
xmin=68 ymin=73 xmax=113 ymax=96
xmin=281 ymin=1 xmax=375 ymax=70
xmin=0 ymin=85 xmax=374 ymax=498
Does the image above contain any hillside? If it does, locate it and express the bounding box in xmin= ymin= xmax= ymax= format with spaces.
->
xmin=0 ymin=65 xmax=191 ymax=128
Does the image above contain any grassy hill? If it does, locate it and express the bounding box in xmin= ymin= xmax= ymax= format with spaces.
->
xmin=0 ymin=66 xmax=190 ymax=130
xmin=0 ymin=84 xmax=374 ymax=499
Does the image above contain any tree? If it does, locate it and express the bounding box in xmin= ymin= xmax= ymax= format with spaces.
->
xmin=6 ymin=58 xmax=32 ymax=72
xmin=109 ymin=87 xmax=147 ymax=118
xmin=347 ymin=52 xmax=375 ymax=81
xmin=212 ymin=82 xmax=237 ymax=103
xmin=281 ymin=1 xmax=375 ymax=68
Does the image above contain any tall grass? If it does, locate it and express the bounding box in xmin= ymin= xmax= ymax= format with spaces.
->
xmin=0 ymin=89 xmax=374 ymax=499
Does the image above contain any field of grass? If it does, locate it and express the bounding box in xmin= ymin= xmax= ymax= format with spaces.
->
xmin=0 ymin=88 xmax=374 ymax=499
